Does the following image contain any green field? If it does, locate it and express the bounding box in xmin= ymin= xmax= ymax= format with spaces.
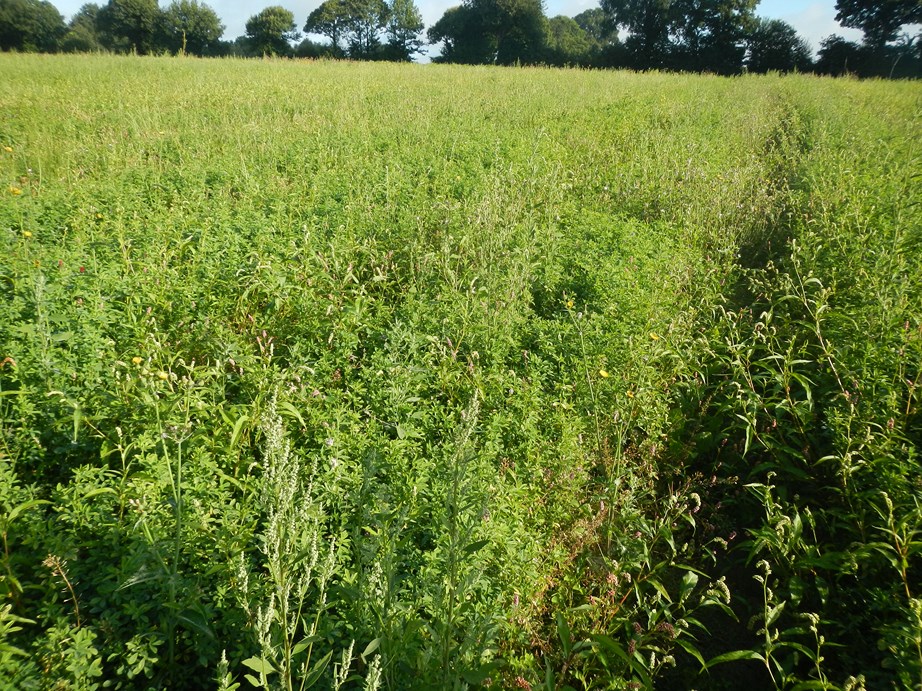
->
xmin=1 ymin=54 xmax=920 ymax=689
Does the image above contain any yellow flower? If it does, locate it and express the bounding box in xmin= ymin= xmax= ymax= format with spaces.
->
xmin=157 ymin=371 xmax=169 ymax=380
xmin=566 ymin=299 xmax=574 ymax=309
xmin=626 ymin=390 xmax=635 ymax=399
xmin=650 ymin=332 xmax=660 ymax=341
xmin=22 ymin=230 xmax=32 ymax=238
xmin=599 ymin=369 xmax=609 ymax=378
xmin=132 ymin=357 xmax=142 ymax=365
xmin=3 ymin=146 xmax=12 ymax=153
xmin=9 ymin=186 xmax=22 ymax=196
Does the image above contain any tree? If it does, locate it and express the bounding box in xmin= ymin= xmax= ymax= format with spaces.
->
xmin=745 ymin=18 xmax=812 ymax=73
xmin=304 ymin=0 xmax=349 ymax=55
xmin=342 ymin=0 xmax=389 ymax=59
xmin=429 ymin=0 xmax=547 ymax=65
xmin=600 ymin=0 xmax=672 ymax=68
xmin=0 ymin=0 xmax=65 ymax=52
xmin=384 ymin=0 xmax=424 ymax=60
xmin=545 ymin=15 xmax=592 ymax=65
xmin=669 ymin=0 xmax=757 ymax=73
xmin=296 ymin=36 xmax=336 ymax=57
xmin=428 ymin=5 xmax=494 ymax=63
xmin=245 ymin=5 xmax=300 ymax=56
xmin=97 ymin=0 xmax=161 ymax=54
xmin=159 ymin=0 xmax=224 ymax=55
xmin=60 ymin=3 xmax=102 ymax=52
xmin=574 ymin=7 xmax=617 ymax=47
xmin=482 ymin=0 xmax=548 ymax=64
xmin=814 ymin=34 xmax=865 ymax=74
xmin=574 ymin=7 xmax=621 ymax=65
xmin=835 ymin=0 xmax=922 ymax=48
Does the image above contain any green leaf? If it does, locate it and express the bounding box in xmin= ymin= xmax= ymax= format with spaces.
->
xmin=291 ymin=635 xmax=322 ymax=657
xmin=646 ymin=577 xmax=672 ymax=603
xmin=673 ymin=637 xmax=706 ymax=670
xmin=301 ymin=649 xmax=333 ymax=688
xmin=241 ymin=656 xmax=275 ymax=676
xmin=463 ymin=539 xmax=490 ymax=555
xmin=592 ymin=635 xmax=652 ymax=687
xmin=679 ymin=570 xmax=699 ymax=602
xmin=243 ymin=674 xmax=262 ymax=688
xmin=229 ymin=413 xmax=250 ymax=450
xmin=177 ymin=608 xmax=215 ymax=640
xmin=6 ymin=499 xmax=51 ymax=524
xmin=765 ymin=601 xmax=785 ymax=627
xmin=705 ymin=649 xmax=763 ymax=669
xmin=556 ymin=611 xmax=572 ymax=657
xmin=361 ymin=638 xmax=380 ymax=661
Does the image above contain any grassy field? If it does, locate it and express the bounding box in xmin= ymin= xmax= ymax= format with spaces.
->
xmin=0 ymin=54 xmax=920 ymax=689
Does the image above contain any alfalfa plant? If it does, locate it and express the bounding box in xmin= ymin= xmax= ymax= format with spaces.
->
xmin=235 ymin=394 xmax=338 ymax=690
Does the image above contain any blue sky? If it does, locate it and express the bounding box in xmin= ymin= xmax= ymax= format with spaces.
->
xmin=53 ymin=0 xmax=865 ymax=58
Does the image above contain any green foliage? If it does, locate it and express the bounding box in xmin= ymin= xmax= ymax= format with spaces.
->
xmin=60 ymin=4 xmax=102 ymax=53
xmin=304 ymin=0 xmax=349 ymax=56
xmin=429 ymin=0 xmax=549 ymax=65
xmin=383 ymin=0 xmax=424 ymax=61
xmin=0 ymin=0 xmax=65 ymax=52
xmin=97 ymin=0 xmax=160 ymax=54
xmin=835 ymin=0 xmax=922 ymax=47
xmin=746 ymin=18 xmax=813 ymax=74
xmin=545 ymin=16 xmax=593 ymax=66
xmin=159 ymin=0 xmax=225 ymax=56
xmin=0 ymin=55 xmax=918 ymax=690
xmin=244 ymin=6 xmax=299 ymax=56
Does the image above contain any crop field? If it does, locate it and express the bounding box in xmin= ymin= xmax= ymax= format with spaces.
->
xmin=0 ymin=54 xmax=920 ymax=689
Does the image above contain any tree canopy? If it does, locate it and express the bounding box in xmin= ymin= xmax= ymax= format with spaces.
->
xmin=244 ymin=5 xmax=299 ymax=56
xmin=159 ymin=0 xmax=224 ymax=56
xmin=0 ymin=0 xmax=65 ymax=52
xmin=835 ymin=0 xmax=922 ymax=47
xmin=0 ymin=0 xmax=917 ymax=76
xmin=746 ymin=18 xmax=812 ymax=73
xmin=96 ymin=0 xmax=159 ymax=54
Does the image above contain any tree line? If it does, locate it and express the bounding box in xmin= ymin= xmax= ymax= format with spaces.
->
xmin=0 ymin=0 xmax=919 ymax=76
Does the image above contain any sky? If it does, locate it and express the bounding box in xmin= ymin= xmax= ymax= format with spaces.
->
xmin=53 ymin=0 xmax=866 ymax=59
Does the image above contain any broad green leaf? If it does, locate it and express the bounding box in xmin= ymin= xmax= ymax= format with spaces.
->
xmin=241 ymin=656 xmax=275 ymax=676
xmin=361 ymin=638 xmax=380 ymax=661
xmin=705 ymin=649 xmax=763 ymax=669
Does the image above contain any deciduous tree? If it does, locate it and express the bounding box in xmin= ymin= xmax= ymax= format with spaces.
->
xmin=428 ymin=5 xmax=493 ymax=63
xmin=600 ymin=0 xmax=672 ymax=68
xmin=160 ymin=0 xmax=224 ymax=55
xmin=429 ymin=0 xmax=548 ymax=65
xmin=545 ymin=15 xmax=592 ymax=65
xmin=669 ymin=0 xmax=757 ymax=73
xmin=245 ymin=5 xmax=299 ymax=56
xmin=835 ymin=0 xmax=922 ymax=48
xmin=60 ymin=3 xmax=102 ymax=52
xmin=97 ymin=0 xmax=161 ymax=54
xmin=343 ymin=0 xmax=389 ymax=59
xmin=304 ymin=0 xmax=349 ymax=55
xmin=0 ymin=0 xmax=65 ymax=52
xmin=745 ymin=18 xmax=812 ymax=73
xmin=384 ymin=0 xmax=424 ymax=60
